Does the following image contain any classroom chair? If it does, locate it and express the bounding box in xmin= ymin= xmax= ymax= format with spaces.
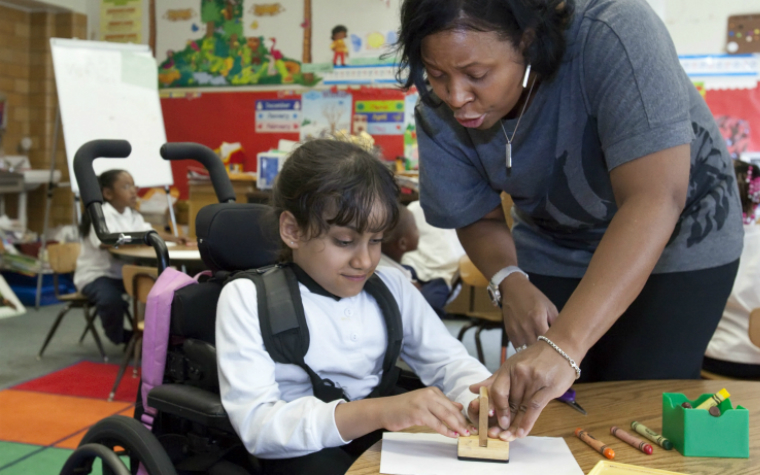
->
xmin=108 ymin=264 xmax=158 ymax=401
xmin=455 ymin=255 xmax=504 ymax=365
xmin=37 ymin=242 xmax=107 ymax=361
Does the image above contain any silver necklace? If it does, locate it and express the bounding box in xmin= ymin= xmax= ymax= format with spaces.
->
xmin=500 ymin=76 xmax=536 ymax=176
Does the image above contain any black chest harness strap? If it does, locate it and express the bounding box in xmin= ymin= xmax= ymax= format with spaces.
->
xmin=228 ymin=265 xmax=403 ymax=403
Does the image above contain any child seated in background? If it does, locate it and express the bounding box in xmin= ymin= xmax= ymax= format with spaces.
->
xmin=74 ymin=169 xmax=190 ymax=345
xmin=216 ymin=139 xmax=491 ymax=475
xmin=380 ymin=204 xmax=452 ymax=317
xmin=704 ymin=160 xmax=760 ymax=378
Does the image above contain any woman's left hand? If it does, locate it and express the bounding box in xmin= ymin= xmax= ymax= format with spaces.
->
xmin=470 ymin=340 xmax=578 ymax=441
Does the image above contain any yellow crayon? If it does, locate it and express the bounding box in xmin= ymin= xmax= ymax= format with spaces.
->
xmin=696 ymin=388 xmax=730 ymax=410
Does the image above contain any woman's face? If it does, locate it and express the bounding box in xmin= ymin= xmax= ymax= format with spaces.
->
xmin=421 ymin=29 xmax=527 ymax=130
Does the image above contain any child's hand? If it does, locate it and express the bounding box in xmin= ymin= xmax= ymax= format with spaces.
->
xmin=466 ymin=396 xmax=498 ymax=437
xmin=380 ymin=387 xmax=476 ymax=438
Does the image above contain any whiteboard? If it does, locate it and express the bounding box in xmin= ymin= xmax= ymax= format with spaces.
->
xmin=51 ymin=38 xmax=173 ymax=193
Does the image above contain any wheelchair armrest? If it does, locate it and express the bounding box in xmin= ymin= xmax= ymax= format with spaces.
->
xmin=148 ymin=384 xmax=234 ymax=433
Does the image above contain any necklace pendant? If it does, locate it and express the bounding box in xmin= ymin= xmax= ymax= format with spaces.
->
xmin=506 ymin=142 xmax=512 ymax=170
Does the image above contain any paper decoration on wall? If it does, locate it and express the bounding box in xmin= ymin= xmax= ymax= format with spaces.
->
xmin=726 ymin=15 xmax=760 ymax=54
xmin=354 ymin=100 xmax=404 ymax=135
xmin=717 ymin=116 xmax=750 ymax=160
xmin=163 ymin=8 xmax=197 ymax=21
xmin=256 ymin=99 xmax=302 ymax=133
xmin=157 ymin=0 xmax=316 ymax=87
xmin=250 ymin=20 xmax=259 ymax=29
xmin=251 ymin=3 xmax=285 ymax=16
xmin=101 ymin=0 xmax=142 ymax=43
xmin=301 ymin=91 xmax=353 ymax=140
xmin=331 ymin=25 xmax=348 ymax=66
xmin=349 ymin=30 xmax=397 ymax=63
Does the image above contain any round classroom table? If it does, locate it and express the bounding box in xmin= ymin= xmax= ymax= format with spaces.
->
xmin=109 ymin=245 xmax=202 ymax=266
xmin=346 ymin=380 xmax=760 ymax=475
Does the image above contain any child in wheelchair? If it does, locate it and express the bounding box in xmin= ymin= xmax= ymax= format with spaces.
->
xmin=215 ymin=139 xmax=492 ymax=475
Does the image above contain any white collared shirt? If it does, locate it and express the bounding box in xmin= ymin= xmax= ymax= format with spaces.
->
xmin=216 ymin=267 xmax=491 ymax=459
xmin=706 ymin=224 xmax=760 ymax=365
xmin=73 ymin=202 xmax=154 ymax=290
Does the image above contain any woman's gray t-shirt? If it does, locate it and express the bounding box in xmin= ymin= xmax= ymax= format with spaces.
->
xmin=416 ymin=0 xmax=743 ymax=278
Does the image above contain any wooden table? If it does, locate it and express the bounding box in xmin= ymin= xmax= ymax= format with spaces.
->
xmin=347 ymin=380 xmax=760 ymax=475
xmin=109 ymin=245 xmax=202 ymax=266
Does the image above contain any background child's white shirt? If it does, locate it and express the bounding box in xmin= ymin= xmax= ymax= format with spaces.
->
xmin=73 ymin=202 xmax=154 ymax=290
xmin=216 ymin=267 xmax=491 ymax=459
xmin=705 ymin=224 xmax=760 ymax=365
xmin=378 ymin=253 xmax=413 ymax=281
xmin=401 ymin=201 xmax=465 ymax=287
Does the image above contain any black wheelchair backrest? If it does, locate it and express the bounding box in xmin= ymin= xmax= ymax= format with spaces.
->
xmin=170 ymin=203 xmax=282 ymax=346
xmin=195 ymin=203 xmax=281 ymax=273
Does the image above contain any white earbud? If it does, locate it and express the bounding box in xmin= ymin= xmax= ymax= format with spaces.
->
xmin=522 ymin=63 xmax=532 ymax=88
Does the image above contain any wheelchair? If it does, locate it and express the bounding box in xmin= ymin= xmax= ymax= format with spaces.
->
xmin=61 ymin=139 xmax=280 ymax=475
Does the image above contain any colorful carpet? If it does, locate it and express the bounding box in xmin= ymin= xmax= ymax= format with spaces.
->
xmin=0 ymin=361 xmax=140 ymax=474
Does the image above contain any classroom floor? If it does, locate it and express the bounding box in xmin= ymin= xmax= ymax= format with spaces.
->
xmin=0 ymin=303 xmax=503 ymax=474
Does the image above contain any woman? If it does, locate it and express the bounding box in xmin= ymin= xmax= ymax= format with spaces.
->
xmin=396 ymin=0 xmax=743 ymax=443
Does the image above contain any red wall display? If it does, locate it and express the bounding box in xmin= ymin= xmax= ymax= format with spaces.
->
xmin=161 ymin=88 xmax=408 ymax=199
xmin=702 ymin=86 xmax=760 ymax=160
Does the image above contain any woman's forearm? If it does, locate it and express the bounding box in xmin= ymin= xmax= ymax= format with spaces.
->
xmin=545 ymin=193 xmax=683 ymax=361
xmin=457 ymin=205 xmax=519 ymax=280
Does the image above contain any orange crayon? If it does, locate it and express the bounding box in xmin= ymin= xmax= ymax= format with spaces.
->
xmin=575 ymin=428 xmax=615 ymax=460
xmin=610 ymin=426 xmax=654 ymax=455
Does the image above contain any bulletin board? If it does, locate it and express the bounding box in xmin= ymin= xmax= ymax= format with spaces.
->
xmin=162 ymin=85 xmax=417 ymax=198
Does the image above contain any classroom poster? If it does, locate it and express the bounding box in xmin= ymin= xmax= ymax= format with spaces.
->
xmin=255 ymin=99 xmax=301 ymax=133
xmin=354 ymin=99 xmax=404 ymax=135
xmin=403 ymin=91 xmax=419 ymax=164
xmin=101 ymin=0 xmax=143 ymax=43
xmin=300 ymin=90 xmax=353 ymax=139
xmin=154 ymin=0 xmax=404 ymax=88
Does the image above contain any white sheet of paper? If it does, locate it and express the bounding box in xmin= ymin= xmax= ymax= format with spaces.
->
xmin=380 ymin=433 xmax=583 ymax=475
xmin=168 ymin=250 xmax=201 ymax=259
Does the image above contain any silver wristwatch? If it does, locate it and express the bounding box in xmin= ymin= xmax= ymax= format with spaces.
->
xmin=487 ymin=266 xmax=529 ymax=307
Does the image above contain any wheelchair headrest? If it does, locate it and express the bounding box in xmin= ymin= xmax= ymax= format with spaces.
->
xmin=195 ymin=203 xmax=281 ymax=272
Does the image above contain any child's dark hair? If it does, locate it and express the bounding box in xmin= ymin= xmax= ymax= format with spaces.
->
xmin=79 ymin=169 xmax=128 ymax=238
xmin=395 ymin=0 xmax=574 ymax=106
xmin=272 ymin=139 xmax=400 ymax=261
xmin=331 ymin=25 xmax=347 ymax=39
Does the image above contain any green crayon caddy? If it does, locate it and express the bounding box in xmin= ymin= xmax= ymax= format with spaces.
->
xmin=661 ymin=392 xmax=749 ymax=458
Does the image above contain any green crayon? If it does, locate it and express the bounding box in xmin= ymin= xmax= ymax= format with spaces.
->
xmin=631 ymin=421 xmax=673 ymax=450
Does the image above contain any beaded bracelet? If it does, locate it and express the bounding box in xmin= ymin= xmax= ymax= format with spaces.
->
xmin=537 ymin=336 xmax=581 ymax=380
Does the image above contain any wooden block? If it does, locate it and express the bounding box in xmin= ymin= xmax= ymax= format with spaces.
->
xmin=457 ymin=435 xmax=510 ymax=462
xmin=456 ymin=386 xmax=509 ymax=462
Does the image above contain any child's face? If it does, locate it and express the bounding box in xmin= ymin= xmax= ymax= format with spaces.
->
xmin=286 ymin=204 xmax=387 ymax=298
xmin=103 ymin=172 xmax=137 ymax=211
xmin=333 ymin=30 xmax=346 ymax=40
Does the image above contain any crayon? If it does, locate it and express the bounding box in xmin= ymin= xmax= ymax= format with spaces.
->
xmin=709 ymin=406 xmax=721 ymax=417
xmin=631 ymin=421 xmax=673 ymax=450
xmin=575 ymin=428 xmax=615 ymax=460
xmin=610 ymin=426 xmax=653 ymax=455
xmin=696 ymin=388 xmax=730 ymax=410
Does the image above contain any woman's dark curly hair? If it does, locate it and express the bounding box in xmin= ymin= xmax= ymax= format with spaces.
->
xmin=272 ymin=139 xmax=400 ymax=261
xmin=395 ymin=0 xmax=575 ymax=106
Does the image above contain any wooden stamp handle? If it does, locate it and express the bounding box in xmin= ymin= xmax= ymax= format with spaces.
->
xmin=479 ymin=386 xmax=488 ymax=447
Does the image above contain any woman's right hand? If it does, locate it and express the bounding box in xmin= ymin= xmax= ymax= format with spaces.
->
xmin=379 ymin=387 xmax=476 ymax=438
xmin=500 ymin=274 xmax=558 ymax=348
